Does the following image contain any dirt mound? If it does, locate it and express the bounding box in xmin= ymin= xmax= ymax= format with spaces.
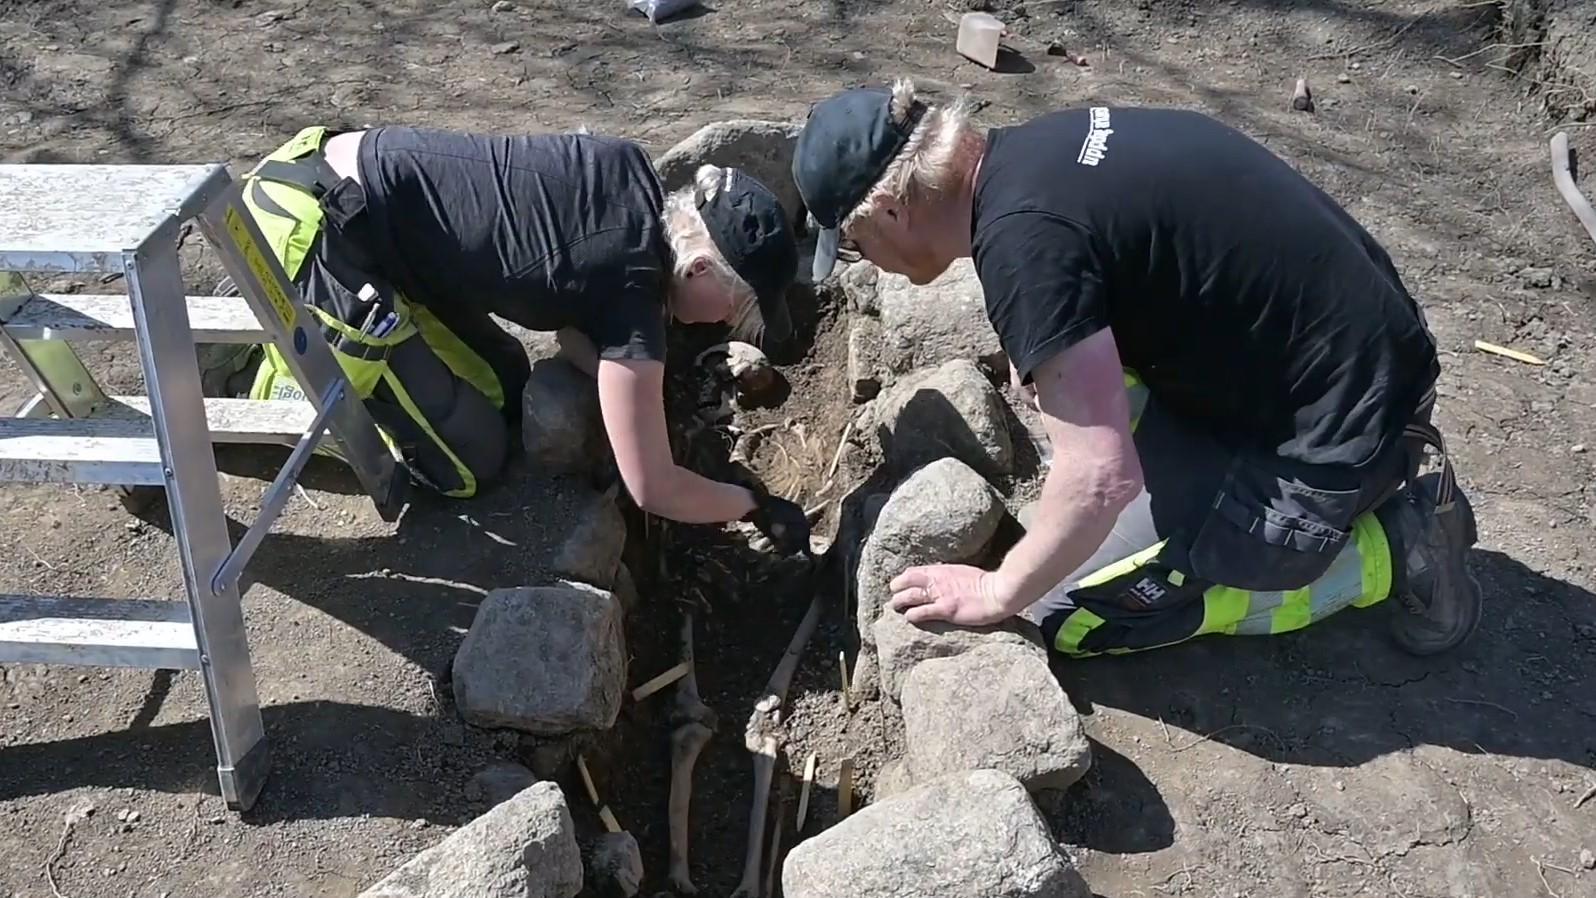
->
xmin=1499 ymin=0 xmax=1596 ymax=121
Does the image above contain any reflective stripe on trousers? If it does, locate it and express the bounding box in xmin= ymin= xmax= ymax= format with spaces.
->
xmin=1053 ymin=503 xmax=1394 ymax=657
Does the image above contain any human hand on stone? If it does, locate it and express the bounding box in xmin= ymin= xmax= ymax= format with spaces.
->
xmin=888 ymin=564 xmax=1013 ymax=626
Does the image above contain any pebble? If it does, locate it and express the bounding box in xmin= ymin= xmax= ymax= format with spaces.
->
xmin=1288 ymin=802 xmax=1308 ymax=818
xmin=1581 ymin=848 xmax=1595 ymax=870
xmin=1572 ymin=444 xmax=1586 ymax=454
xmin=491 ymin=41 xmax=520 ymax=55
xmin=491 ymin=0 xmax=514 ymax=9
xmin=1336 ymin=73 xmax=1351 ymax=84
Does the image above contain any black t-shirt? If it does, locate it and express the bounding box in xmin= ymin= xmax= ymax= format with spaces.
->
xmin=357 ymin=127 xmax=670 ymax=362
xmin=972 ymin=107 xmax=1438 ymax=469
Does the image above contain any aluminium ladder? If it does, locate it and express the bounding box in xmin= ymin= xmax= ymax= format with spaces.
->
xmin=0 ymin=164 xmax=408 ymax=811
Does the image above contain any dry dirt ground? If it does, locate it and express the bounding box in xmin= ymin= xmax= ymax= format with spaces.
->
xmin=4 ymin=1 xmax=1596 ymax=897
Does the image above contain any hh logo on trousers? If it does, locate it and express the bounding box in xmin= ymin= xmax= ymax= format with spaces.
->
xmin=1077 ymin=107 xmax=1113 ymax=166
xmin=1128 ymin=576 xmax=1167 ymax=607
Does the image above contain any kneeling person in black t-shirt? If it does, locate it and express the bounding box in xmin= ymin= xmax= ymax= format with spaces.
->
xmin=238 ymin=126 xmax=810 ymax=553
xmin=791 ymin=81 xmax=1480 ymax=656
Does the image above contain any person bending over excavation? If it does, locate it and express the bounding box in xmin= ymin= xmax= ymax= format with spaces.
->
xmin=792 ymin=80 xmax=1479 ymax=656
xmin=233 ymin=124 xmax=810 ymax=553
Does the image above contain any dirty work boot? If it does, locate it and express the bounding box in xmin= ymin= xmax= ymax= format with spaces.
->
xmin=1375 ymin=472 xmax=1482 ymax=655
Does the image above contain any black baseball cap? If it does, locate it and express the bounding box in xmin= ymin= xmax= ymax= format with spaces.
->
xmin=792 ymin=85 xmax=924 ymax=282
xmin=696 ymin=167 xmax=798 ymax=343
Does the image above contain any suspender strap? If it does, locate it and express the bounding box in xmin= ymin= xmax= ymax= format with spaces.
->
xmin=253 ymin=154 xmax=344 ymax=200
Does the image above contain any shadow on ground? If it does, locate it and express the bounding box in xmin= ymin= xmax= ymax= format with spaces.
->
xmin=0 ymin=699 xmax=477 ymax=824
xmin=1054 ymin=547 xmax=1596 ymax=854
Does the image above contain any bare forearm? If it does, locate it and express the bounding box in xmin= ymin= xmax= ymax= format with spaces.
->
xmin=640 ymin=467 xmax=758 ymax=524
xmin=992 ymin=462 xmax=1137 ymax=616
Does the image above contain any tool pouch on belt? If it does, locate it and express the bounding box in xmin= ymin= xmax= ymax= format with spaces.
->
xmin=239 ymin=126 xmax=507 ymax=498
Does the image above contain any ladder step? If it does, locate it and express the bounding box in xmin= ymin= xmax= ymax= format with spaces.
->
xmin=0 ymin=164 xmax=225 ymax=273
xmin=0 ymin=594 xmax=200 ymax=669
xmin=104 ymin=397 xmax=316 ymax=445
xmin=0 ymin=416 xmax=164 ymax=485
xmin=0 ymin=397 xmax=322 ymax=483
xmin=4 ymin=293 xmax=266 ymax=342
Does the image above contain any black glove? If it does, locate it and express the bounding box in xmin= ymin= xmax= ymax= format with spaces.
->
xmin=742 ymin=487 xmax=811 ymax=557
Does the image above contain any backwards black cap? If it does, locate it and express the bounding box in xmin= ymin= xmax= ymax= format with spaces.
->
xmin=791 ymin=85 xmax=924 ymax=282
xmin=696 ymin=167 xmax=798 ymax=344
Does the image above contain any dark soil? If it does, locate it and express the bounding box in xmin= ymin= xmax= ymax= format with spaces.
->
xmin=5 ymin=1 xmax=1596 ymax=897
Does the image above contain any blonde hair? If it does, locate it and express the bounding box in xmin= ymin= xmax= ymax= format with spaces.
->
xmin=840 ymin=78 xmax=979 ymax=234
xmin=664 ymin=164 xmax=764 ymax=343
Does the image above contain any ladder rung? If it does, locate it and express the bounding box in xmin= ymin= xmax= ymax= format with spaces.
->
xmin=0 ymin=398 xmax=322 ymax=484
xmin=104 ymin=397 xmax=316 ymax=444
xmin=4 ymin=293 xmax=266 ymax=342
xmin=0 ymin=594 xmax=199 ymax=669
xmin=0 ymin=416 xmax=164 ymax=485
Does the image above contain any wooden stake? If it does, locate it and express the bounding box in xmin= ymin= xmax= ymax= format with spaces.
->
xmin=1474 ymin=340 xmax=1546 ymax=366
xmin=576 ymin=755 xmax=623 ymax=833
xmin=837 ymin=758 xmax=855 ymax=818
xmin=796 ymin=753 xmax=818 ymax=831
xmin=631 ymin=660 xmax=692 ymax=702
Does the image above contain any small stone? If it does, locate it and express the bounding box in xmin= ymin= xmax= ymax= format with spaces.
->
xmin=587 ymin=831 xmax=644 ymax=897
xmin=1451 ymin=71 xmax=1463 ymax=79
xmin=77 ymin=675 xmax=89 ymax=684
xmin=491 ymin=0 xmax=514 ymax=10
xmin=1518 ymin=266 xmax=1555 ymax=289
xmin=1572 ymin=444 xmax=1586 ymax=454
xmin=783 ymin=770 xmax=1087 ymax=898
xmin=452 ymin=583 xmax=626 ymax=734
xmin=116 ymin=809 xmax=130 ymax=822
xmin=872 ymin=260 xmax=1008 ymax=388
xmin=848 ymin=317 xmax=884 ymax=402
xmin=867 ymin=359 xmax=1014 ymax=478
xmin=653 ymin=120 xmax=805 ymax=227
xmin=1336 ymin=72 xmax=1351 ymax=84
xmin=855 ymin=458 xmax=1006 ymax=645
xmin=410 ymin=818 xmax=427 ymax=829
xmin=356 ymin=782 xmax=581 ymax=898
xmin=256 ymin=9 xmax=288 ymax=25
xmin=551 ymin=489 xmax=626 ymax=589
xmin=875 ymin=610 xmax=1045 ymax=702
xmin=1580 ymin=848 xmax=1595 ymax=870
xmin=523 ymin=359 xmax=609 ymax=477
xmin=902 ymin=643 xmax=1091 ymax=791
xmin=1405 ymin=84 xmax=1420 ymax=94
xmin=1288 ymin=802 xmax=1308 ymax=818
xmin=492 ymin=41 xmax=521 ymax=55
